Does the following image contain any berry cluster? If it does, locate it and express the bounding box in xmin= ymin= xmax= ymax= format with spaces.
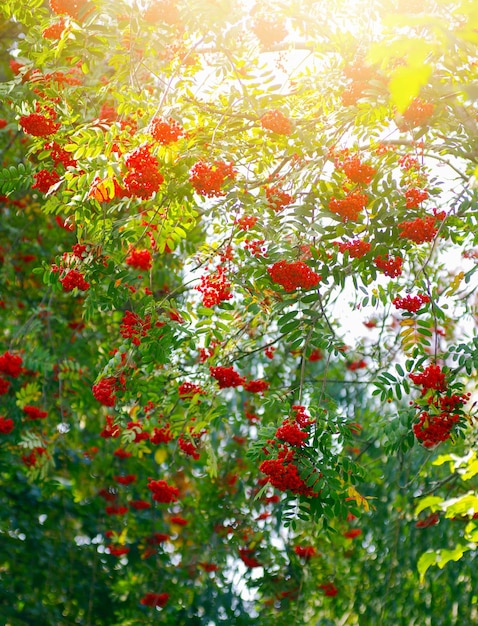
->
xmin=341 ymin=156 xmax=376 ymax=185
xmin=400 ymin=98 xmax=435 ymax=129
xmin=243 ymin=379 xmax=270 ymax=393
xmin=405 ymin=187 xmax=428 ymax=208
xmin=329 ymin=191 xmax=368 ymax=222
xmin=19 ymin=112 xmax=60 ymax=137
xmin=125 ymin=248 xmax=152 ymax=270
xmin=119 ymin=310 xmax=152 ymax=346
xmin=413 ymin=411 xmax=460 ymax=448
xmin=259 ymin=446 xmax=318 ymax=497
xmin=236 ymin=215 xmax=258 ymax=231
xmin=275 ymin=420 xmax=309 ymax=447
xmin=99 ymin=415 xmax=121 ymax=438
xmin=0 ymin=351 xmax=23 ymax=378
xmin=32 ymin=169 xmax=60 ymax=194
xmin=178 ymin=382 xmax=206 ymax=398
xmin=196 ymin=266 xmax=232 ymax=307
xmin=59 ymin=269 xmax=90 ymax=292
xmin=143 ymin=0 xmax=180 ymax=24
xmin=252 ymin=17 xmax=287 ymax=47
xmin=392 ymin=293 xmax=430 ymax=312
xmin=150 ymin=117 xmax=184 ymax=144
xmin=335 ymin=239 xmax=371 ymax=259
xmin=140 ymin=592 xmax=170 ymax=608
xmin=42 ymin=18 xmax=65 ymax=40
xmin=238 ymin=547 xmax=261 ymax=568
xmin=398 ymin=216 xmax=439 ymax=244
xmin=210 ymin=365 xmax=245 ymax=389
xmin=260 ymin=109 xmax=292 ymax=135
xmin=268 ymin=260 xmax=321 ymax=292
xmin=49 ymin=0 xmax=89 ymax=19
xmin=24 ymin=405 xmax=48 ymax=420
xmin=47 ymin=141 xmax=77 ymax=169
xmin=294 ymin=545 xmax=317 ymax=560
xmin=189 ymin=161 xmax=235 ymax=197
xmin=244 ymin=239 xmax=267 ymax=257
xmin=409 ymin=364 xmax=446 ymax=393
xmin=0 ymin=416 xmax=14 ymax=435
xmin=124 ymin=145 xmax=164 ymax=199
xmin=92 ymin=376 xmax=118 ymax=407
xmin=147 ymin=479 xmax=179 ymax=503
xmin=374 ymin=254 xmax=403 ymax=277
xmin=150 ymin=425 xmax=173 ymax=444
xmin=265 ymin=185 xmax=293 ymax=211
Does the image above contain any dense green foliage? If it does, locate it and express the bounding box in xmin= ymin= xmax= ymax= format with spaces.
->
xmin=1 ymin=0 xmax=478 ymax=623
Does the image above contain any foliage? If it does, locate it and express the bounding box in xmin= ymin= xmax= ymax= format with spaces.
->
xmin=1 ymin=0 xmax=478 ymax=623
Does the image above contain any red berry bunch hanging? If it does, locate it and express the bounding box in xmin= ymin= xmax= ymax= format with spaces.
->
xmin=398 ymin=216 xmax=439 ymax=244
xmin=23 ymin=405 xmax=48 ymax=420
xmin=275 ymin=420 xmax=309 ymax=447
xmin=147 ymin=479 xmax=179 ymax=503
xmin=189 ymin=161 xmax=236 ymax=197
xmin=413 ymin=411 xmax=460 ymax=448
xmin=19 ymin=112 xmax=60 ymax=137
xmin=46 ymin=141 xmax=77 ymax=169
xmin=374 ymin=254 xmax=403 ymax=277
xmin=265 ymin=185 xmax=293 ymax=211
xmin=92 ymin=377 xmax=118 ymax=407
xmin=252 ymin=17 xmax=287 ymax=47
xmin=260 ymin=109 xmax=292 ymax=135
xmin=0 ymin=416 xmax=14 ymax=435
xmin=400 ymin=98 xmax=435 ymax=128
xmin=268 ymin=260 xmax=321 ymax=292
xmin=294 ymin=545 xmax=317 ymax=560
xmin=259 ymin=446 xmax=318 ymax=497
xmin=210 ymin=365 xmax=245 ymax=389
xmin=244 ymin=239 xmax=267 ymax=257
xmin=409 ymin=364 xmax=447 ymax=393
xmin=150 ymin=425 xmax=173 ymax=444
xmin=405 ymin=187 xmax=429 ymax=208
xmin=49 ymin=0 xmax=90 ymax=19
xmin=150 ymin=117 xmax=184 ymax=144
xmin=335 ymin=239 xmax=371 ymax=259
xmin=328 ymin=191 xmax=368 ymax=222
xmin=243 ymin=379 xmax=270 ymax=393
xmin=392 ymin=293 xmax=430 ymax=312
xmin=341 ymin=156 xmax=376 ymax=185
xmin=196 ymin=266 xmax=232 ymax=307
xmin=32 ymin=169 xmax=60 ymax=194
xmin=123 ymin=145 xmax=164 ymax=199
xmin=140 ymin=592 xmax=170 ymax=608
xmin=178 ymin=382 xmax=206 ymax=398
xmin=125 ymin=248 xmax=152 ymax=270
xmin=59 ymin=269 xmax=90 ymax=292
xmin=143 ymin=0 xmax=180 ymax=25
xmin=0 ymin=351 xmax=23 ymax=378
xmin=119 ymin=311 xmax=152 ymax=346
xmin=42 ymin=18 xmax=65 ymax=39
xmin=236 ymin=215 xmax=258 ymax=231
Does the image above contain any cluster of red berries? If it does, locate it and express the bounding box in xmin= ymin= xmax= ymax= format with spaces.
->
xmin=329 ymin=191 xmax=368 ymax=222
xmin=294 ymin=545 xmax=317 ymax=560
xmin=19 ymin=112 xmax=60 ymax=137
xmin=113 ymin=474 xmax=137 ymax=486
xmin=147 ymin=478 xmax=179 ymax=503
xmin=243 ymin=379 xmax=270 ymax=393
xmin=374 ymin=254 xmax=403 ymax=277
xmin=124 ymin=145 xmax=164 ymax=199
xmin=335 ymin=239 xmax=371 ymax=259
xmin=265 ymin=185 xmax=293 ymax=211
xmin=244 ymin=239 xmax=267 ymax=257
xmin=0 ymin=351 xmax=23 ymax=378
xmin=0 ymin=416 xmax=14 ymax=435
xmin=59 ymin=269 xmax=90 ymax=292
xmin=236 ymin=215 xmax=258 ymax=231
xmin=24 ymin=405 xmax=48 ymax=420
xmin=405 ymin=187 xmax=429 ymax=208
xmin=196 ymin=266 xmax=232 ymax=307
xmin=150 ymin=425 xmax=173 ymax=445
xmin=259 ymin=446 xmax=318 ymax=497
xmin=275 ymin=420 xmax=309 ymax=447
xmin=341 ymin=61 xmax=375 ymax=106
xmin=178 ymin=434 xmax=201 ymax=460
xmin=32 ymin=169 xmax=60 ymax=194
xmin=189 ymin=161 xmax=236 ymax=197
xmin=143 ymin=0 xmax=180 ymax=24
xmin=140 ymin=592 xmax=170 ymax=608
xmin=409 ymin=364 xmax=446 ymax=393
xmin=46 ymin=141 xmax=77 ymax=169
xmin=341 ymin=156 xmax=376 ymax=185
xmin=268 ymin=260 xmax=321 ymax=292
xmin=320 ymin=582 xmax=339 ymax=597
xmin=399 ymin=98 xmax=435 ymax=129
xmin=238 ymin=547 xmax=261 ymax=568
xmin=119 ymin=310 xmax=152 ymax=346
xmin=260 ymin=109 xmax=292 ymax=135
xmin=99 ymin=416 xmax=121 ymax=438
xmin=150 ymin=117 xmax=184 ymax=144
xmin=42 ymin=18 xmax=66 ymax=39
xmin=0 ymin=378 xmax=10 ymax=395
xmin=398 ymin=215 xmax=441 ymax=244
xmin=49 ymin=0 xmax=89 ymax=19
xmin=392 ymin=293 xmax=430 ymax=312
xmin=413 ymin=410 xmax=460 ymax=448
xmin=92 ymin=376 xmax=118 ymax=407
xmin=125 ymin=248 xmax=152 ymax=270
xmin=210 ymin=365 xmax=245 ymax=389
xmin=252 ymin=16 xmax=287 ymax=47
xmin=178 ymin=382 xmax=206 ymax=398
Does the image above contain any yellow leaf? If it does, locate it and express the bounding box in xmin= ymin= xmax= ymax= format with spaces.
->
xmin=347 ymin=486 xmax=371 ymax=512
xmin=446 ymin=271 xmax=464 ymax=296
xmin=154 ymin=448 xmax=168 ymax=465
xmin=389 ymin=63 xmax=433 ymax=113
